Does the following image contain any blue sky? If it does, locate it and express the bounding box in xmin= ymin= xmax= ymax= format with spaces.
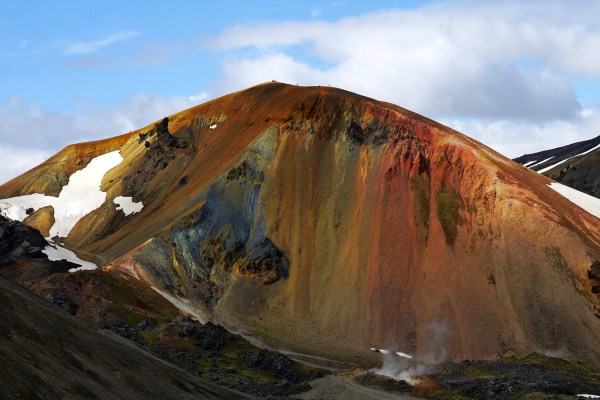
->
xmin=2 ymin=1 xmax=420 ymax=111
xmin=2 ymin=0 xmax=600 ymax=182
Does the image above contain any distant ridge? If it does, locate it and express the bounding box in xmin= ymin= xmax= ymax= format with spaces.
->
xmin=514 ymin=134 xmax=600 ymax=198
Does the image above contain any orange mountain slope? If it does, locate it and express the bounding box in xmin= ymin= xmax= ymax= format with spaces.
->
xmin=2 ymin=82 xmax=600 ymax=364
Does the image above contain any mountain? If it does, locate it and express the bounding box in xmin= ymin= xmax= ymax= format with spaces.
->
xmin=2 ymin=82 xmax=600 ymax=366
xmin=514 ymin=134 xmax=600 ymax=198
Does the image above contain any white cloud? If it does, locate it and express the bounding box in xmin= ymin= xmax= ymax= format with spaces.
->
xmin=63 ymin=31 xmax=142 ymax=55
xmin=441 ymin=109 xmax=600 ymax=158
xmin=212 ymin=3 xmax=600 ymax=121
xmin=0 ymin=92 xmax=209 ymax=184
xmin=0 ymin=146 xmax=50 ymax=184
xmin=74 ymin=92 xmax=209 ymax=133
xmin=205 ymin=1 xmax=600 ymax=157
xmin=217 ymin=53 xmax=327 ymax=90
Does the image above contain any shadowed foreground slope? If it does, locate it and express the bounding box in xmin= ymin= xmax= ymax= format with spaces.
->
xmin=0 ymin=274 xmax=250 ymax=400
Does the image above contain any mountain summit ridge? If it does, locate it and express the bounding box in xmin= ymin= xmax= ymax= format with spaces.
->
xmin=2 ymin=82 xmax=600 ymax=364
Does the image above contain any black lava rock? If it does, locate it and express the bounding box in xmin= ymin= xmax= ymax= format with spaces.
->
xmin=0 ymin=215 xmax=48 ymax=266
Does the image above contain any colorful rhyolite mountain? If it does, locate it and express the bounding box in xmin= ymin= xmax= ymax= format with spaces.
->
xmin=2 ymin=83 xmax=600 ymax=364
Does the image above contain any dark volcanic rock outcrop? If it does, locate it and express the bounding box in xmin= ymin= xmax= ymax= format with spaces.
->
xmin=429 ymin=353 xmax=600 ymax=399
xmin=0 ymin=215 xmax=47 ymax=266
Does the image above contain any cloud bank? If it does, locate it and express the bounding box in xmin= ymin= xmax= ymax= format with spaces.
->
xmin=0 ymin=92 xmax=207 ymax=184
xmin=208 ymin=1 xmax=600 ymax=156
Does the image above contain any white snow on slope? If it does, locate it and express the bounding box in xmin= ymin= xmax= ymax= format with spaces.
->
xmin=49 ymin=151 xmax=123 ymax=238
xmin=150 ymin=286 xmax=209 ymax=323
xmin=114 ymin=196 xmax=143 ymax=216
xmin=42 ymin=242 xmax=97 ymax=272
xmin=548 ymin=182 xmax=600 ymax=219
xmin=538 ymin=160 xmax=566 ymax=173
xmin=209 ymin=123 xmax=217 ymax=129
xmin=522 ymin=160 xmax=538 ymax=167
xmin=0 ymin=193 xmax=56 ymax=221
xmin=0 ymin=151 xmax=123 ymax=238
xmin=578 ymin=395 xmax=600 ymax=399
xmin=395 ymin=351 xmax=413 ymax=359
xmin=538 ymin=144 xmax=600 ymax=174
xmin=530 ymin=156 xmax=554 ymax=168
xmin=370 ymin=348 xmax=413 ymax=359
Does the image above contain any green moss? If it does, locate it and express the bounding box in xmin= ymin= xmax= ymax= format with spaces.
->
xmin=432 ymin=353 xmax=600 ymax=399
xmin=436 ymin=185 xmax=465 ymax=245
xmin=411 ymin=175 xmax=431 ymax=237
xmin=148 ymin=319 xmax=327 ymax=388
xmin=503 ymin=353 xmax=600 ymax=379
xmin=99 ymin=272 xmax=178 ymax=326
xmin=139 ymin=329 xmax=159 ymax=345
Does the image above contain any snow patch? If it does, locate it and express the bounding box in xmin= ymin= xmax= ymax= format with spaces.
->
xmin=0 ymin=151 xmax=123 ymax=239
xmin=370 ymin=348 xmax=425 ymax=385
xmin=548 ymin=182 xmax=600 ymax=219
xmin=522 ymin=160 xmax=538 ymax=167
xmin=396 ymin=351 xmax=413 ymax=359
xmin=538 ymin=159 xmax=567 ymax=173
xmin=114 ymin=196 xmax=143 ymax=216
xmin=0 ymin=193 xmax=56 ymax=220
xmin=42 ymin=242 xmax=97 ymax=272
xmin=538 ymin=144 xmax=600 ymax=173
xmin=371 ymin=348 xmax=413 ymax=359
xmin=209 ymin=123 xmax=217 ymax=129
xmin=578 ymin=395 xmax=600 ymax=399
xmin=150 ymin=286 xmax=209 ymax=324
xmin=530 ymin=156 xmax=555 ymax=167
xmin=49 ymin=151 xmax=123 ymax=238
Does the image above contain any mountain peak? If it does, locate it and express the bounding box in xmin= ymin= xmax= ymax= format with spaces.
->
xmin=1 ymin=84 xmax=600 ymax=364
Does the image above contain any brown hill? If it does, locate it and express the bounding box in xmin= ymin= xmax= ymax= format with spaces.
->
xmin=2 ymin=82 xmax=600 ymax=365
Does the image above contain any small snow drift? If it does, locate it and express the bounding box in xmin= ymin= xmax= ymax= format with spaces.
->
xmin=42 ymin=242 xmax=97 ymax=272
xmin=370 ymin=348 xmax=425 ymax=385
xmin=114 ymin=196 xmax=144 ymax=216
xmin=209 ymin=124 xmax=217 ymax=129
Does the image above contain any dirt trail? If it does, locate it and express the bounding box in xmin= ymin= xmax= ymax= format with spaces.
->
xmin=293 ymin=375 xmax=417 ymax=400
